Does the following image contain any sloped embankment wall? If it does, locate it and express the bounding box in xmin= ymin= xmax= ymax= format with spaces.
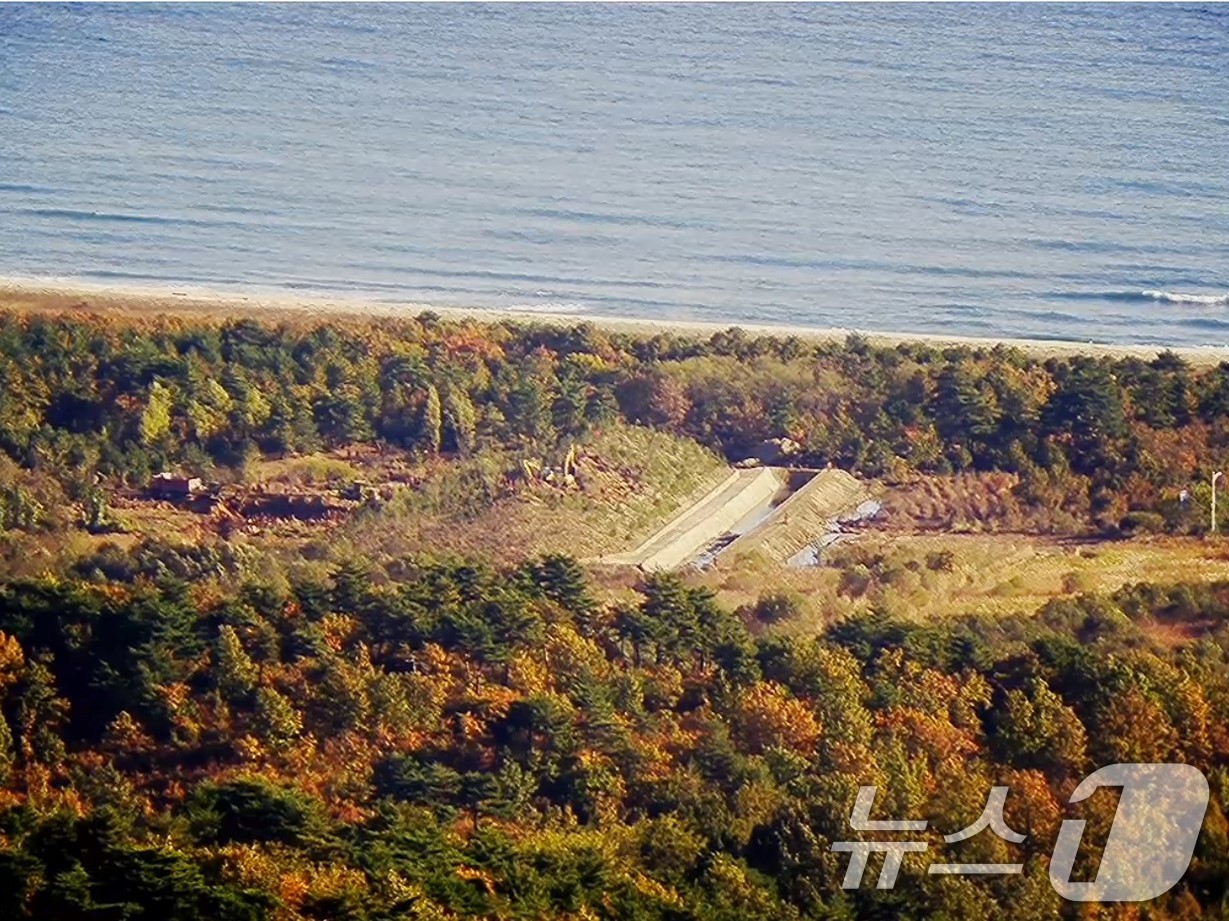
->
xmin=719 ymin=468 xmax=869 ymax=564
xmin=604 ymin=467 xmax=785 ymax=571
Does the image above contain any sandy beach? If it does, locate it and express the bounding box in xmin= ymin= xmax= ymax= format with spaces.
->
xmin=2 ymin=276 xmax=1226 ymax=364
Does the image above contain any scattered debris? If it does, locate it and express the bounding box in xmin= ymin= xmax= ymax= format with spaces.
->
xmin=738 ymin=437 xmax=801 ymax=468
xmin=787 ymin=499 xmax=884 ymax=567
xmin=147 ymin=472 xmax=204 ymax=499
xmin=520 ymin=444 xmax=580 ymax=488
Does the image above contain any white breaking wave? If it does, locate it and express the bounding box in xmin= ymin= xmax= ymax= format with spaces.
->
xmin=1141 ymin=289 xmax=1229 ymax=306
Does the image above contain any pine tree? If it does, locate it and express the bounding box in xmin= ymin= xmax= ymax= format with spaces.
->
xmin=992 ymin=677 xmax=1088 ymax=774
xmin=442 ymin=384 xmax=477 ymax=456
xmin=932 ymin=364 xmax=999 ymax=469
xmin=423 ymin=383 xmax=443 ymax=455
xmin=506 ymin=376 xmax=555 ymax=446
xmin=490 ymin=760 xmax=537 ymax=821
xmin=0 ymin=712 xmax=13 ymax=784
xmin=640 ymin=573 xmax=696 ymax=665
xmin=1042 ymin=358 xmax=1128 ymax=474
xmin=216 ymin=626 xmax=258 ymax=702
xmin=253 ymin=686 xmax=302 ymax=750
xmin=458 ymin=771 xmax=498 ymax=830
xmin=139 ymin=380 xmax=174 ymax=446
xmin=16 ymin=657 xmax=69 ymax=769
xmin=83 ymin=486 xmax=110 ymax=533
xmin=533 ymin=555 xmax=595 ymax=622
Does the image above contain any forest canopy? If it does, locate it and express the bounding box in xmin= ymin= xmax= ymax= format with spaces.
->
xmin=2 ymin=557 xmax=1229 ymax=919
xmin=1 ymin=309 xmax=1226 ymax=535
xmin=2 ymin=308 xmax=1229 ymax=919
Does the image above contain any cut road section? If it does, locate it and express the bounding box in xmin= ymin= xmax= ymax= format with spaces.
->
xmin=600 ymin=467 xmax=785 ymax=571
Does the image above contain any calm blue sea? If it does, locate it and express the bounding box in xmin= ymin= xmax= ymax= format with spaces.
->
xmin=2 ymin=3 xmax=1227 ymax=346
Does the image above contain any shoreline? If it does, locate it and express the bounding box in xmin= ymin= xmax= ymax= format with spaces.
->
xmin=2 ymin=276 xmax=1226 ymax=364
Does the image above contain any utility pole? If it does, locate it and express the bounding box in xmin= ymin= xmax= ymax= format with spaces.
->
xmin=1213 ymin=471 xmax=1223 ymax=534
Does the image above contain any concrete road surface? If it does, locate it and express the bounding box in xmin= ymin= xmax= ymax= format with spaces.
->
xmin=601 ymin=467 xmax=785 ymax=571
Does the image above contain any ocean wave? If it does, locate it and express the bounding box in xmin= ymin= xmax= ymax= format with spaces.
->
xmin=17 ymin=207 xmax=241 ymax=230
xmin=1177 ymin=316 xmax=1229 ymax=332
xmin=1140 ymin=289 xmax=1229 ymax=306
xmin=1058 ymin=290 xmax=1229 ymax=307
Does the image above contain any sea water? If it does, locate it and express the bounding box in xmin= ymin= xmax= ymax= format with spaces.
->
xmin=2 ymin=3 xmax=1227 ymax=346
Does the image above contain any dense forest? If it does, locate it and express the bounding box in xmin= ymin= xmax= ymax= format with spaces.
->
xmin=2 ymin=556 xmax=1229 ymax=919
xmin=3 ymin=308 xmax=1229 ymax=919
xmin=0 ymin=309 xmax=1227 ymax=535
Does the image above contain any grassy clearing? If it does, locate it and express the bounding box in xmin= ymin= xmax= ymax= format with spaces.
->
xmin=868 ymin=533 xmax=1229 ymax=619
xmin=695 ymin=531 xmax=1229 ymax=635
xmin=328 ymin=423 xmax=729 ymax=566
xmin=249 ymin=454 xmax=367 ymax=487
xmin=2 ymin=424 xmax=727 ymax=578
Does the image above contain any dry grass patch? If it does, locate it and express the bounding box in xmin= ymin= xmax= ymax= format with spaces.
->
xmin=829 ymin=533 xmax=1229 ymax=622
xmin=333 ymin=424 xmax=728 ymax=566
xmin=249 ymin=454 xmax=367 ymax=487
xmin=878 ymin=472 xmax=1083 ymax=534
xmin=696 ymin=531 xmax=1229 ymax=633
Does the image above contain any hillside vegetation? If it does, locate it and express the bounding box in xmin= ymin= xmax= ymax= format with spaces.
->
xmin=2 ymin=559 xmax=1229 ymax=919
xmin=4 ymin=308 xmax=1229 ymax=919
xmin=2 ymin=309 xmax=1228 ymax=539
xmin=329 ymin=423 xmax=729 ymax=566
